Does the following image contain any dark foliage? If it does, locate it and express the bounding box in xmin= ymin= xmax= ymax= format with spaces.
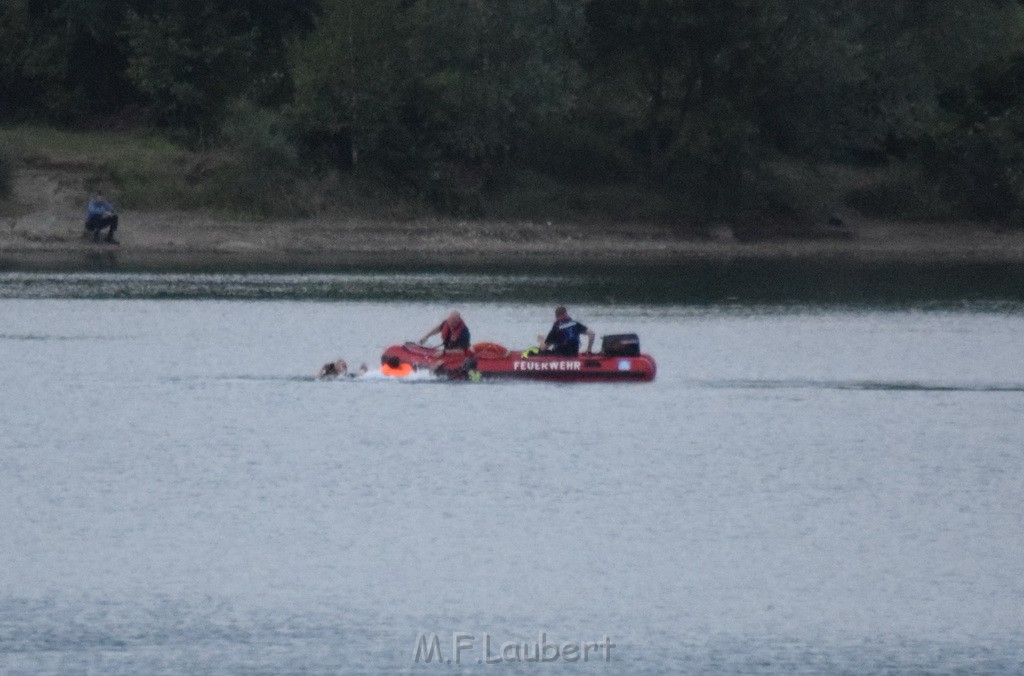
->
xmin=0 ymin=147 xmax=10 ymax=199
xmin=3 ymin=0 xmax=1024 ymax=221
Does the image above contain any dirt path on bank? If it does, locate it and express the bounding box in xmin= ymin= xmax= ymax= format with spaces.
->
xmin=3 ymin=165 xmax=1024 ymax=271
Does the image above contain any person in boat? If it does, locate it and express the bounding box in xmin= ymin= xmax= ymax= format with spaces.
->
xmin=381 ymin=355 xmax=414 ymax=377
xmin=84 ymin=190 xmax=119 ymax=244
xmin=418 ymin=310 xmax=470 ymax=352
xmin=318 ymin=359 xmax=368 ymax=379
xmin=537 ymin=306 xmax=595 ymax=356
xmin=431 ymin=355 xmax=481 ymax=382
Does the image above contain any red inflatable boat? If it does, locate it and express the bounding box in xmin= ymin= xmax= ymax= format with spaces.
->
xmin=381 ymin=334 xmax=656 ymax=382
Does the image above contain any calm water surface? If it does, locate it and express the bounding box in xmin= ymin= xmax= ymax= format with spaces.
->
xmin=1 ymin=271 xmax=1023 ymax=673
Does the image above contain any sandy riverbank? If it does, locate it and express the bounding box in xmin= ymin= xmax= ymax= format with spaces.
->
xmin=3 ymin=166 xmax=1024 ymax=271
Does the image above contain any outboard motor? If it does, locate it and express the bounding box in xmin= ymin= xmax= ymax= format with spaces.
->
xmin=601 ymin=333 xmax=640 ymax=356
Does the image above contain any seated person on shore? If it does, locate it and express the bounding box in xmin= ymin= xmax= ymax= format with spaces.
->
xmin=536 ymin=306 xmax=595 ymax=356
xmin=317 ymin=359 xmax=368 ymax=379
xmin=84 ymin=190 xmax=119 ymax=244
xmin=381 ymin=355 xmax=414 ymax=377
xmin=418 ymin=310 xmax=470 ymax=352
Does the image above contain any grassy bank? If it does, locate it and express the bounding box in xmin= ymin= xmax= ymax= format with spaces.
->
xmin=3 ymin=124 xmax=1024 ymax=272
xmin=0 ymin=147 xmax=10 ymax=202
xmin=0 ymin=126 xmax=188 ymax=206
xmin=0 ymin=126 xmax=317 ymax=218
xmin=0 ymin=125 xmax=451 ymax=220
xmin=0 ymin=124 xmax=997 ymax=230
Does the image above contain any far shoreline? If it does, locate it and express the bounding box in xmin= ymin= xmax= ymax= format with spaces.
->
xmin=3 ymin=210 xmax=1024 ymax=273
xmin=4 ymin=161 xmax=1024 ymax=272
xmin=6 ymin=245 xmax=1024 ymax=275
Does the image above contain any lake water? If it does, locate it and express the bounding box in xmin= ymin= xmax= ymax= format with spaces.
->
xmin=1 ymin=269 xmax=1023 ymax=674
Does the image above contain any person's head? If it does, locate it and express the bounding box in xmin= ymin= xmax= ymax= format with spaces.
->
xmin=447 ymin=310 xmax=463 ymax=326
xmin=555 ymin=306 xmax=569 ymax=320
xmin=321 ymin=359 xmax=345 ymax=377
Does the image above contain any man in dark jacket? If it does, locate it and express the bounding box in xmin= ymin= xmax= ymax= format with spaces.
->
xmin=537 ymin=306 xmax=595 ymax=356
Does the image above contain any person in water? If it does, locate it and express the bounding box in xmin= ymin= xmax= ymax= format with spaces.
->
xmin=84 ymin=190 xmax=119 ymax=244
xmin=317 ymin=359 xmax=367 ymax=379
xmin=419 ymin=310 xmax=470 ymax=352
xmin=381 ymin=355 xmax=414 ymax=377
xmin=537 ymin=306 xmax=595 ymax=356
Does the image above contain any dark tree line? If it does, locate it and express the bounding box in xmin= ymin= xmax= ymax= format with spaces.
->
xmin=3 ymin=0 xmax=1024 ymax=222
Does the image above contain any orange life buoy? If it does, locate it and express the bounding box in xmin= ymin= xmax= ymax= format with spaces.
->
xmin=381 ymin=362 xmax=414 ymax=377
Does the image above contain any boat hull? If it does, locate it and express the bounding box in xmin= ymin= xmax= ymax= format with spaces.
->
xmin=381 ymin=343 xmax=656 ymax=382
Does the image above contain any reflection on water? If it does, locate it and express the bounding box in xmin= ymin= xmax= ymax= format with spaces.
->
xmin=1 ymin=273 xmax=1023 ymax=673
xmin=693 ymin=378 xmax=1024 ymax=392
xmin=3 ymin=259 xmax=1024 ymax=305
xmin=154 ymin=373 xmax=1024 ymax=393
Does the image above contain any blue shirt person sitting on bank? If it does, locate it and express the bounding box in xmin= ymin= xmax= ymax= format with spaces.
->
xmin=537 ymin=306 xmax=596 ymax=356
xmin=84 ymin=190 xmax=119 ymax=244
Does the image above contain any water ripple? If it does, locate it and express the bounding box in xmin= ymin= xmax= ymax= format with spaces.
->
xmin=695 ymin=378 xmax=1024 ymax=392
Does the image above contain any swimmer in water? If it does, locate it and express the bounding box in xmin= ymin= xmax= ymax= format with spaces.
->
xmin=317 ymin=359 xmax=368 ymax=379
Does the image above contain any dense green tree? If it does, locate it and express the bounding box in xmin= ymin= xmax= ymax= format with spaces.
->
xmin=123 ymin=0 xmax=317 ymax=138
xmin=290 ymin=0 xmax=410 ymax=168
xmin=0 ymin=0 xmax=316 ymax=129
xmin=0 ymin=0 xmax=134 ymax=121
xmin=403 ymin=0 xmax=583 ymax=212
xmin=853 ymin=0 xmax=1024 ymax=155
xmin=293 ymin=0 xmax=581 ymax=164
xmin=847 ymin=0 xmax=1024 ymax=219
xmin=404 ymin=0 xmax=581 ymax=164
xmin=123 ymin=3 xmax=259 ymax=135
xmin=6 ymin=0 xmax=1024 ymax=221
xmin=291 ymin=0 xmax=582 ymax=212
xmin=581 ymin=0 xmax=839 ymax=216
xmin=0 ymin=1 xmax=35 ymax=118
xmin=926 ymin=52 xmax=1024 ymax=220
xmin=584 ymin=0 xmax=753 ymax=177
xmin=750 ymin=3 xmax=868 ymax=159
